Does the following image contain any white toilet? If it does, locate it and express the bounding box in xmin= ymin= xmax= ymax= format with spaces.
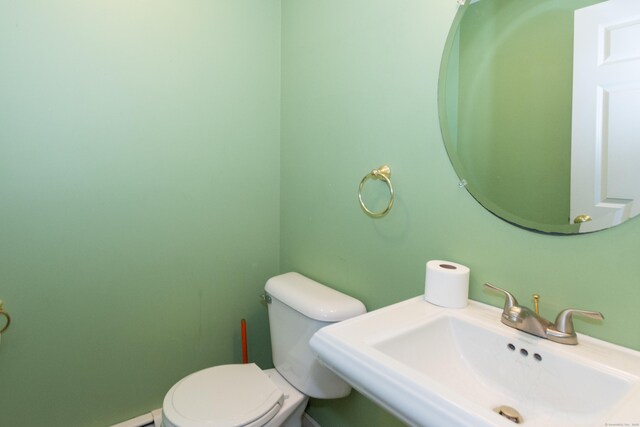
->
xmin=162 ymin=272 xmax=366 ymax=427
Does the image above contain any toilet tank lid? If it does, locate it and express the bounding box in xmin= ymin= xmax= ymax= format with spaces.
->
xmin=265 ymin=272 xmax=366 ymax=322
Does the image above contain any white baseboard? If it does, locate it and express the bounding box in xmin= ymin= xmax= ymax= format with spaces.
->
xmin=302 ymin=412 xmax=321 ymax=427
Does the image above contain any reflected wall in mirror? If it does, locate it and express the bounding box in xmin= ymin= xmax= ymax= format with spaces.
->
xmin=439 ymin=0 xmax=640 ymax=234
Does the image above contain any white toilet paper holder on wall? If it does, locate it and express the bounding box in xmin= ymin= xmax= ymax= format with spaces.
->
xmin=358 ymin=165 xmax=394 ymax=218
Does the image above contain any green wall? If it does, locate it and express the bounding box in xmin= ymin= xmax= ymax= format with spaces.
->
xmin=0 ymin=1 xmax=280 ymax=426
xmin=2 ymin=1 xmax=640 ymax=427
xmin=281 ymin=0 xmax=640 ymax=426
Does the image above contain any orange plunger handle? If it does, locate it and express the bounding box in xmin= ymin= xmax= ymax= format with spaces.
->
xmin=241 ymin=319 xmax=248 ymax=364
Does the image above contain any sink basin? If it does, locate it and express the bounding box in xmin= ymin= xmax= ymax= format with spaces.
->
xmin=310 ymin=297 xmax=640 ymax=427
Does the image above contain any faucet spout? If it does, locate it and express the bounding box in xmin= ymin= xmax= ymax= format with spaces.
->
xmin=507 ymin=306 xmax=550 ymax=339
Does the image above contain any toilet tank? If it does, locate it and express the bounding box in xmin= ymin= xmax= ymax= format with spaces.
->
xmin=265 ymin=272 xmax=366 ymax=399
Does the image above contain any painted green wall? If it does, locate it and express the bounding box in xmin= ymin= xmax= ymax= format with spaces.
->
xmin=281 ymin=0 xmax=640 ymax=426
xmin=0 ymin=1 xmax=280 ymax=426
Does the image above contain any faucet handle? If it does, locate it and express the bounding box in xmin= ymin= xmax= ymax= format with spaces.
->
xmin=553 ymin=309 xmax=605 ymax=335
xmin=484 ymin=283 xmax=519 ymax=314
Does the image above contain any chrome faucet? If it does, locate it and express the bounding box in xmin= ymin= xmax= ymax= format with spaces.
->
xmin=484 ymin=283 xmax=604 ymax=345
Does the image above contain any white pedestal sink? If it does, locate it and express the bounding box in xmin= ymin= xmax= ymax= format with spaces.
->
xmin=310 ymin=297 xmax=640 ymax=427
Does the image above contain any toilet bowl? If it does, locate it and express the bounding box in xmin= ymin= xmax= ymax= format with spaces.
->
xmin=162 ymin=273 xmax=366 ymax=427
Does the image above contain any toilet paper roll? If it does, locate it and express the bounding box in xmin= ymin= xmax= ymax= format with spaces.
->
xmin=424 ymin=260 xmax=470 ymax=308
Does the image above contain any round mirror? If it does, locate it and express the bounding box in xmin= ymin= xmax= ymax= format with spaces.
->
xmin=438 ymin=0 xmax=640 ymax=234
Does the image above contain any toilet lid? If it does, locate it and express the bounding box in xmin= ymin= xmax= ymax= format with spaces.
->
xmin=163 ymin=363 xmax=284 ymax=427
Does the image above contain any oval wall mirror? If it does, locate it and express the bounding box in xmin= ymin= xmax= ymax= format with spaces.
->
xmin=438 ymin=0 xmax=640 ymax=234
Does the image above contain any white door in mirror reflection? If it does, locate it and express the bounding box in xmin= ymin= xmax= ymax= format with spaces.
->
xmin=571 ymin=0 xmax=640 ymax=233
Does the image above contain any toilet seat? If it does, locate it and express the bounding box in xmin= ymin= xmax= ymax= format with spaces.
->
xmin=163 ymin=363 xmax=284 ymax=427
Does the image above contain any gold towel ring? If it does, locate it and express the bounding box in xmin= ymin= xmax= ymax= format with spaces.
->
xmin=0 ymin=311 xmax=10 ymax=334
xmin=0 ymin=300 xmax=11 ymax=334
xmin=358 ymin=165 xmax=394 ymax=218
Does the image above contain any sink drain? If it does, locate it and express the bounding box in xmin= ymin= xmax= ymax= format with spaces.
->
xmin=494 ymin=405 xmax=524 ymax=424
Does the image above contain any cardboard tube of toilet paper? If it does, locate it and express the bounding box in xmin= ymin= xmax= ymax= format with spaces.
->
xmin=424 ymin=260 xmax=470 ymax=308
